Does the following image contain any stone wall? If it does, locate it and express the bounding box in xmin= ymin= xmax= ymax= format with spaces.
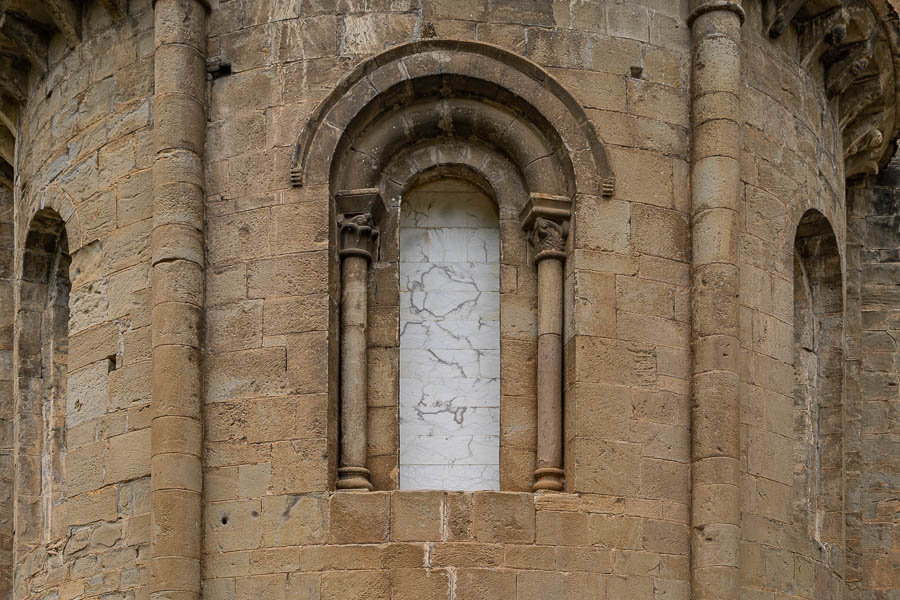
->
xmin=0 ymin=1 xmax=897 ymax=599
xmin=9 ymin=1 xmax=156 ymax=598
xmin=846 ymin=157 xmax=900 ymax=598
xmin=739 ymin=3 xmax=848 ymax=600
xmin=203 ymin=1 xmax=694 ymax=598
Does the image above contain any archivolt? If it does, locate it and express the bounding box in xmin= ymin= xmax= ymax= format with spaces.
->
xmin=291 ymin=39 xmax=614 ymax=201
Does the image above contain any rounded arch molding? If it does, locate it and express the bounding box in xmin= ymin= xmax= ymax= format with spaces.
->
xmin=296 ymin=40 xmax=615 ymax=493
xmin=289 ymin=39 xmax=615 ymax=201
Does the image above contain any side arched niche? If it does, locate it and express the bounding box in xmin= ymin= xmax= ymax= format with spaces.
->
xmin=292 ymin=40 xmax=614 ymax=493
xmin=793 ymin=209 xmax=845 ymax=553
xmin=0 ymin=186 xmax=14 ymax=598
xmin=14 ymin=207 xmax=71 ymax=590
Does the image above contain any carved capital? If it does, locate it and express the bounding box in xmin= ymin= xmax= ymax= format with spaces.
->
xmin=520 ymin=193 xmax=571 ymax=263
xmin=338 ymin=213 xmax=379 ymax=261
xmin=335 ymin=188 xmax=386 ymax=262
xmin=529 ymin=218 xmax=567 ymax=262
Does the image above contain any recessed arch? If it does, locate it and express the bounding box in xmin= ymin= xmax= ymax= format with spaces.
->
xmin=14 ymin=207 xmax=71 ymax=569
xmin=291 ymin=39 xmax=614 ymax=202
xmin=793 ymin=208 xmax=844 ymax=547
xmin=302 ymin=40 xmax=611 ymax=492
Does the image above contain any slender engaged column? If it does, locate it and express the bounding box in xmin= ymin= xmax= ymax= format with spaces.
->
xmin=522 ymin=196 xmax=571 ymax=492
xmin=150 ymin=0 xmax=208 ymax=598
xmin=688 ymin=2 xmax=745 ymax=599
xmin=336 ymin=209 xmax=379 ymax=490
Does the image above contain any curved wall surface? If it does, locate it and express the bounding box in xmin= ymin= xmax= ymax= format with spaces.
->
xmin=0 ymin=1 xmax=897 ymax=599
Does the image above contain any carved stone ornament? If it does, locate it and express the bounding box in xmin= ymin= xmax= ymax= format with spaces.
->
xmin=335 ymin=188 xmax=386 ymax=261
xmin=764 ymin=0 xmax=900 ymax=177
xmin=338 ymin=212 xmax=378 ymax=261
xmin=519 ymin=193 xmax=572 ymax=263
xmin=530 ymin=218 xmax=567 ymax=262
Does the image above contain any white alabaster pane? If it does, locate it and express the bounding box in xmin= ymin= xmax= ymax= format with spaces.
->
xmin=400 ymin=348 xmax=500 ymax=379
xmin=466 ymin=229 xmax=500 ymax=262
xmin=399 ymin=227 xmax=499 ymax=263
xmin=400 ymin=434 xmax=499 ymax=465
xmin=400 ymin=262 xmax=500 ymax=293
xmin=399 ymin=182 xmax=500 ymax=491
xmin=400 ymin=320 xmax=500 ymax=350
xmin=400 ymin=404 xmax=500 ymax=438
xmin=400 ymin=194 xmax=499 ymax=228
xmin=400 ymin=291 xmax=500 ymax=323
xmin=400 ymin=377 xmax=500 ymax=408
xmin=400 ymin=465 xmax=501 ymax=492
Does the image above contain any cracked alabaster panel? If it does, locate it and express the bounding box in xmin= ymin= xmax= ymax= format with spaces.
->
xmin=398 ymin=182 xmax=501 ymax=491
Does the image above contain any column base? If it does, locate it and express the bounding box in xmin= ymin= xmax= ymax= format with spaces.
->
xmin=337 ymin=466 xmax=374 ymax=491
xmin=532 ymin=467 xmax=565 ymax=492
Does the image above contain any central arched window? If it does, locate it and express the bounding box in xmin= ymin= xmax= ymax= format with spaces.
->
xmin=295 ymin=41 xmax=615 ymax=493
xmin=399 ymin=177 xmax=501 ymax=491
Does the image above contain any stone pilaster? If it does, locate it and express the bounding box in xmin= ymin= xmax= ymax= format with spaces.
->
xmin=688 ymin=2 xmax=744 ymax=600
xmin=521 ymin=194 xmax=571 ymax=492
xmin=335 ymin=190 xmax=384 ymax=491
xmin=150 ymin=0 xmax=209 ymax=598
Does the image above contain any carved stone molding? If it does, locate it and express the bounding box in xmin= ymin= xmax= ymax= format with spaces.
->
xmin=335 ymin=188 xmax=386 ymax=261
xmin=338 ymin=213 xmax=379 ymax=261
xmin=520 ymin=194 xmax=572 ymax=263
xmin=765 ymin=0 xmax=900 ymax=178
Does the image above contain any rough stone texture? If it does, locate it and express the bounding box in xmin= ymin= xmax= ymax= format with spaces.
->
xmin=0 ymin=1 xmax=898 ymax=600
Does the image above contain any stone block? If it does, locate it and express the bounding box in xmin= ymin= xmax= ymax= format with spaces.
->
xmin=390 ymin=568 xmax=450 ymax=600
xmin=206 ymin=499 xmax=262 ymax=552
xmin=329 ymin=491 xmax=390 ymax=544
xmin=235 ymin=573 xmax=287 ymax=600
xmin=454 ymin=568 xmax=515 ymax=600
xmin=557 ymin=546 xmax=612 ymax=573
xmin=631 ymin=203 xmax=688 ymax=262
xmin=208 ymin=300 xmax=264 ymax=353
xmin=261 ymin=494 xmax=328 ymax=546
xmin=67 ymin=360 xmax=110 ymax=427
xmin=502 ymin=544 xmax=555 ymax=570
xmin=269 ymin=439 xmax=328 ymax=494
xmin=105 ymin=427 xmax=150 ymax=483
xmin=321 ymin=570 xmax=389 ymax=600
xmin=473 ymin=492 xmax=534 ymax=543
xmin=590 ymin=514 xmax=642 ymax=550
xmin=391 ymin=491 xmax=442 ymax=541
xmin=535 ymin=510 xmax=590 ymax=546
xmin=431 ymin=543 xmax=501 ymax=568
xmin=642 ymin=519 xmax=689 ymax=555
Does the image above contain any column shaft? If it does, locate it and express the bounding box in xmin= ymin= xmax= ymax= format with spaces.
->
xmin=337 ymin=253 xmax=373 ymax=490
xmin=534 ymin=255 xmax=565 ymax=491
xmin=688 ymin=2 xmax=744 ymax=599
xmin=150 ymin=0 xmax=208 ymax=598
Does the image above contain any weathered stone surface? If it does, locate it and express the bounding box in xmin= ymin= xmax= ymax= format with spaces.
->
xmin=3 ymin=2 xmax=898 ymax=600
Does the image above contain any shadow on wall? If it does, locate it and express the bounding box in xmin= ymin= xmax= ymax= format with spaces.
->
xmin=793 ymin=209 xmax=844 ymax=548
xmin=0 ymin=187 xmax=12 ymax=598
xmin=12 ymin=208 xmax=70 ymax=595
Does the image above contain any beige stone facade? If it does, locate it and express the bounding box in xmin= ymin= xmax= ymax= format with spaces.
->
xmin=0 ymin=0 xmax=898 ymax=599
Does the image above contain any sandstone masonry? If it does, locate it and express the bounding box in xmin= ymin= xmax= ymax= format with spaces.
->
xmin=0 ymin=1 xmax=897 ymax=600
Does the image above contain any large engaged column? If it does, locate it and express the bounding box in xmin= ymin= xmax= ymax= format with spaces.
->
xmin=150 ymin=0 xmax=209 ymax=598
xmin=688 ymin=2 xmax=745 ymax=599
xmin=521 ymin=196 xmax=571 ymax=492
xmin=336 ymin=210 xmax=379 ymax=490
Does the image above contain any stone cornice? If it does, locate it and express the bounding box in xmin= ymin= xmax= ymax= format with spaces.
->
xmin=765 ymin=0 xmax=900 ymax=177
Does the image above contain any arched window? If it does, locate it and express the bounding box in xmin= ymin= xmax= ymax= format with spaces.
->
xmin=291 ymin=41 xmax=614 ymax=493
xmin=793 ymin=209 xmax=844 ymax=544
xmin=399 ymin=176 xmax=500 ymax=491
